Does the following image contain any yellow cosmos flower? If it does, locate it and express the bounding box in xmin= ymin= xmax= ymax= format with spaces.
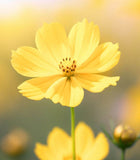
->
xmin=11 ymin=19 xmax=120 ymax=107
xmin=35 ymin=122 xmax=109 ymax=160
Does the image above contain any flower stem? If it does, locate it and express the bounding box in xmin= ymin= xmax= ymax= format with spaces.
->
xmin=71 ymin=107 xmax=76 ymax=160
xmin=121 ymin=149 xmax=125 ymax=160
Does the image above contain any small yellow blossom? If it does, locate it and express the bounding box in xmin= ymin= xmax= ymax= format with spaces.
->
xmin=114 ymin=124 xmax=137 ymax=146
xmin=11 ymin=19 xmax=120 ymax=107
xmin=34 ymin=122 xmax=109 ymax=160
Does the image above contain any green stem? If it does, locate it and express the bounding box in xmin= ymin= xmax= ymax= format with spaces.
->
xmin=71 ymin=107 xmax=76 ymax=160
xmin=121 ymin=149 xmax=125 ymax=160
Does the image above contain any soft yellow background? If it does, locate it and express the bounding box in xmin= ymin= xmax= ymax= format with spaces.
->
xmin=0 ymin=0 xmax=140 ymax=159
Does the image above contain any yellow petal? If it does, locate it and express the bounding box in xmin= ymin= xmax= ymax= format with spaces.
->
xmin=68 ymin=77 xmax=84 ymax=107
xmin=36 ymin=22 xmax=70 ymax=65
xmin=76 ymin=73 xmax=120 ymax=93
xmin=46 ymin=77 xmax=84 ymax=107
xmin=75 ymin=122 xmax=95 ymax=156
xmin=78 ymin=42 xmax=120 ymax=73
xmin=68 ymin=19 xmax=100 ymax=66
xmin=11 ymin=47 xmax=59 ymax=77
xmin=34 ymin=143 xmax=54 ymax=160
xmin=47 ymin=127 xmax=71 ymax=159
xmin=84 ymin=133 xmax=109 ymax=160
xmin=18 ymin=75 xmax=62 ymax=100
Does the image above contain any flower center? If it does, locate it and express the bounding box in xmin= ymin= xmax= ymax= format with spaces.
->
xmin=64 ymin=155 xmax=81 ymax=160
xmin=59 ymin=57 xmax=76 ymax=77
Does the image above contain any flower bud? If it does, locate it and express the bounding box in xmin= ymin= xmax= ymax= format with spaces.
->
xmin=0 ymin=129 xmax=29 ymax=156
xmin=114 ymin=124 xmax=137 ymax=148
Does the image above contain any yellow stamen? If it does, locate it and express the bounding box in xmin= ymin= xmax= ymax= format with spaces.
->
xmin=59 ymin=57 xmax=76 ymax=77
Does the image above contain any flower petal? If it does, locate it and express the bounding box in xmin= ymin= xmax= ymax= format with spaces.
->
xmin=18 ymin=75 xmax=62 ymax=100
xmin=45 ymin=77 xmax=84 ymax=107
xmin=34 ymin=143 xmax=54 ymax=160
xmin=47 ymin=127 xmax=71 ymax=159
xmin=36 ymin=22 xmax=70 ymax=65
xmin=84 ymin=133 xmax=109 ymax=160
xmin=76 ymin=73 xmax=120 ymax=93
xmin=68 ymin=19 xmax=100 ymax=66
xmin=78 ymin=42 xmax=120 ymax=73
xmin=75 ymin=122 xmax=95 ymax=156
xmin=11 ymin=47 xmax=60 ymax=77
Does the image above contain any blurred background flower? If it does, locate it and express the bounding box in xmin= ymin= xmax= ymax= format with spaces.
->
xmin=0 ymin=0 xmax=140 ymax=160
xmin=112 ymin=82 xmax=140 ymax=159
xmin=35 ymin=122 xmax=109 ymax=160
xmin=122 ymin=83 xmax=140 ymax=134
xmin=0 ymin=128 xmax=29 ymax=156
xmin=121 ymin=0 xmax=140 ymax=17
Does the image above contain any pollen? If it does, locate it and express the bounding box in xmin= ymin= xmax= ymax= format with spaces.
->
xmin=59 ymin=57 xmax=76 ymax=77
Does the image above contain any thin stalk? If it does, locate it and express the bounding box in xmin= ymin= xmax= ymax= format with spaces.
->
xmin=71 ymin=107 xmax=76 ymax=160
xmin=121 ymin=149 xmax=125 ymax=160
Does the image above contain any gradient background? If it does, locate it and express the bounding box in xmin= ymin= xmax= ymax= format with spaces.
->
xmin=0 ymin=0 xmax=140 ymax=159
